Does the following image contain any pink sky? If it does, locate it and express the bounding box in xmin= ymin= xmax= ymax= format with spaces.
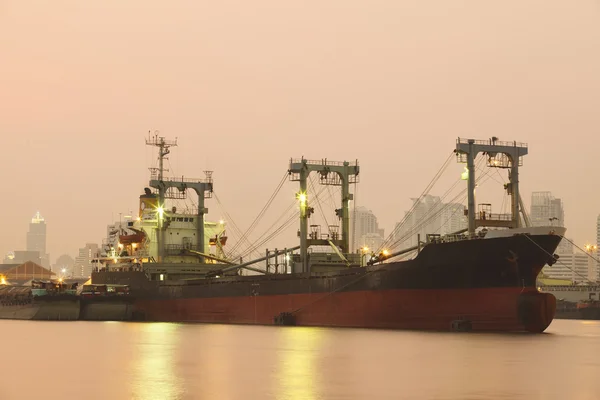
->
xmin=1 ymin=0 xmax=599 ymax=262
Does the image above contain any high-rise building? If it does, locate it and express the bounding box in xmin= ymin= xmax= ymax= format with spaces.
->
xmin=530 ymin=192 xmax=572 ymax=254
xmin=74 ymin=243 xmax=99 ymax=278
xmin=393 ymin=195 xmax=443 ymax=250
xmin=26 ymin=211 xmax=49 ymax=268
xmin=530 ymin=192 xmax=564 ymax=227
xmin=542 ymin=251 xmax=594 ymax=283
xmin=439 ymin=203 xmax=467 ymax=235
xmin=350 ymin=206 xmax=385 ymax=252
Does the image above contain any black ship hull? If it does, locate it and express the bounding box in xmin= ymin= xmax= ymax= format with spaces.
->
xmin=91 ymin=232 xmax=562 ymax=332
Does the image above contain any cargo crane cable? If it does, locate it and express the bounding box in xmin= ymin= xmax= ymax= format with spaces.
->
xmin=382 ymin=151 xmax=456 ymax=243
xmin=382 ymin=162 xmax=495 ymax=252
xmin=228 ymin=171 xmax=288 ymax=255
xmin=212 ymin=192 xmax=250 ymax=253
xmin=522 ymin=234 xmax=595 ymax=284
xmin=235 ymin=183 xmax=332 ymax=259
xmin=384 ymin=187 xmax=467 ymax=252
xmin=325 ymin=184 xmax=338 ymax=225
xmin=308 ymin=174 xmax=331 ymax=230
xmin=233 ymin=206 xmax=296 ymax=260
xmin=229 ymin=171 xmax=289 ymax=255
xmin=235 ymin=183 xmax=331 ymax=259
xmin=379 ymin=151 xmax=464 ymax=249
xmin=307 ymin=174 xmax=342 ymax=235
xmin=246 ymin=181 xmax=337 ymax=258
xmin=228 ymin=171 xmax=289 ymax=255
xmin=237 ymin=209 xmax=300 ymax=260
xmin=559 ymin=236 xmax=600 ymax=266
xmin=387 ymin=164 xmax=497 ymax=250
xmin=382 ymin=163 xmax=478 ymax=251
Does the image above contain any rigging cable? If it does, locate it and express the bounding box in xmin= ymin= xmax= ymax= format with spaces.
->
xmin=380 ymin=151 xmax=455 ymax=249
xmin=383 ymin=157 xmax=494 ymax=251
xmin=228 ymin=171 xmax=289 ymax=255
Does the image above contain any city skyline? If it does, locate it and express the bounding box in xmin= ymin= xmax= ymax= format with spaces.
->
xmin=4 ymin=185 xmax=598 ymax=267
xmin=2 ymin=1 xmax=600 ymax=261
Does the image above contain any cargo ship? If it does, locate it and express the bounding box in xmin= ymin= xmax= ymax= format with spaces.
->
xmin=0 ymin=279 xmax=80 ymax=320
xmin=90 ymin=134 xmax=564 ymax=332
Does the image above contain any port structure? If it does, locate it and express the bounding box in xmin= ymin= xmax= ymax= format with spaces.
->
xmin=288 ymin=158 xmax=359 ymax=273
xmin=146 ymin=132 xmax=214 ymax=263
xmin=455 ymin=137 xmax=528 ymax=234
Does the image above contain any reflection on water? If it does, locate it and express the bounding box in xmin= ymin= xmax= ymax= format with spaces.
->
xmin=130 ymin=323 xmax=183 ymax=400
xmin=2 ymin=319 xmax=600 ymax=399
xmin=276 ymin=327 xmax=323 ymax=400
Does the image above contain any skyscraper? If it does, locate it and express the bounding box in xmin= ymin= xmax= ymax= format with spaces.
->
xmin=529 ymin=192 xmax=564 ymax=227
xmin=350 ymin=206 xmax=385 ymax=252
xmin=529 ymin=191 xmax=571 ymax=255
xmin=75 ymin=243 xmax=99 ymax=278
xmin=393 ymin=195 xmax=444 ymax=250
xmin=26 ymin=211 xmax=49 ymax=268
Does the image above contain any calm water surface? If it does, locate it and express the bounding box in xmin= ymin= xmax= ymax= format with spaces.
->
xmin=1 ymin=319 xmax=599 ymax=399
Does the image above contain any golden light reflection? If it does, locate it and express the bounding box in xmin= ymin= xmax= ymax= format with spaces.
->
xmin=131 ymin=323 xmax=183 ymax=400
xmin=276 ymin=327 xmax=324 ymax=400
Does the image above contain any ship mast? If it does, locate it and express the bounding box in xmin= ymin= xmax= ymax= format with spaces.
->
xmin=288 ymin=158 xmax=359 ymax=273
xmin=146 ymin=131 xmax=178 ymax=262
xmin=455 ymin=137 xmax=528 ymax=235
xmin=146 ymin=131 xmax=214 ymax=264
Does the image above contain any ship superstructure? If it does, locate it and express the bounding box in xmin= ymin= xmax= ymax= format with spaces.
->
xmin=93 ymin=133 xmax=229 ymax=278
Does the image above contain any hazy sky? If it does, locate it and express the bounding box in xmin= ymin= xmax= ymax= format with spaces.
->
xmin=1 ymin=0 xmax=600 ymax=262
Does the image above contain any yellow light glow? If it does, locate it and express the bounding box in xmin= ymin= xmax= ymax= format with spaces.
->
xmin=136 ymin=217 xmax=141 ymax=221
xmin=118 ymin=243 xmax=124 ymax=249
xmin=297 ymin=192 xmax=307 ymax=204
xmin=132 ymin=243 xmax=137 ymax=249
xmin=382 ymin=249 xmax=390 ymax=256
xmin=157 ymin=207 xmax=164 ymax=218
xmin=361 ymin=246 xmax=369 ymax=254
xmin=0 ymin=276 xmax=6 ymax=285
xmin=461 ymin=167 xmax=469 ymax=180
xmin=219 ymin=219 xmax=225 ymax=225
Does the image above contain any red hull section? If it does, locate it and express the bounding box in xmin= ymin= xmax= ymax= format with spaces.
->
xmin=135 ymin=287 xmax=556 ymax=333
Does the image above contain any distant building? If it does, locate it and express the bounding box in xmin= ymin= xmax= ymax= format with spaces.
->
xmin=542 ymin=251 xmax=594 ymax=283
xmin=74 ymin=243 xmax=99 ymax=278
xmin=350 ymin=206 xmax=385 ymax=252
xmin=0 ymin=261 xmax=55 ymax=283
xmin=393 ymin=195 xmax=442 ymax=250
xmin=26 ymin=211 xmax=49 ymax=268
xmin=3 ymin=250 xmax=42 ymax=265
xmin=439 ymin=202 xmax=467 ymax=235
xmin=530 ymin=192 xmax=572 ymax=255
xmin=54 ymin=254 xmax=75 ymax=276
xmin=530 ymin=192 xmax=564 ymax=227
xmin=393 ymin=195 xmax=466 ymax=250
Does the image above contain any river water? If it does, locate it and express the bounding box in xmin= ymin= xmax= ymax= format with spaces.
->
xmin=1 ymin=319 xmax=599 ymax=400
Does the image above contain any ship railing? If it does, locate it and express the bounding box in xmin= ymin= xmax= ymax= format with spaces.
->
xmin=456 ymin=138 xmax=528 ymax=148
xmin=479 ymin=213 xmax=512 ymax=221
xmin=166 ymin=207 xmax=199 ymax=216
xmin=149 ymin=172 xmax=213 ymax=184
xmin=539 ymin=285 xmax=599 ymax=291
xmin=165 ymin=244 xmax=199 ymax=255
xmin=290 ymin=158 xmax=359 ymax=167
